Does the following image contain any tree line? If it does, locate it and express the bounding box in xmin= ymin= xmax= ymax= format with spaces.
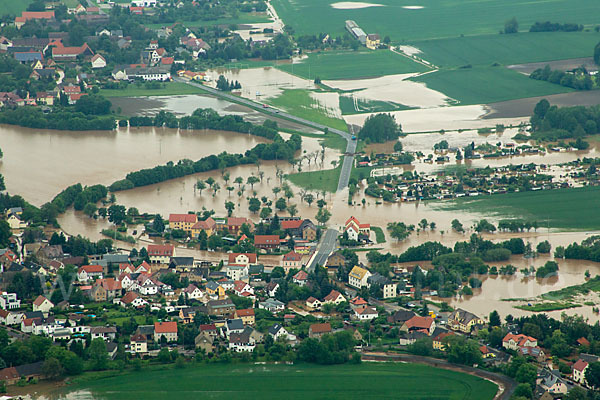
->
xmin=530 ymin=65 xmax=595 ymax=91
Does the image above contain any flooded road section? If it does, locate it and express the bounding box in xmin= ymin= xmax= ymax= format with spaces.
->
xmin=0 ymin=125 xmax=268 ymax=206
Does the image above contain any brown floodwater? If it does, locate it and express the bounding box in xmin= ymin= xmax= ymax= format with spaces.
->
xmin=0 ymin=125 xmax=268 ymax=206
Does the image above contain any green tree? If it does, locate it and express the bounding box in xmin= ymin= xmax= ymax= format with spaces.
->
xmin=513 ymin=383 xmax=532 ymax=399
xmin=489 ymin=310 xmax=501 ymax=327
xmin=195 ymin=180 xmax=206 ymax=195
xmin=586 ymin=362 xmax=600 ymax=390
xmin=260 ymin=207 xmax=272 ymax=220
xmin=275 ymin=197 xmax=287 ymax=212
xmin=225 ymin=201 xmax=235 ymax=216
xmin=83 ymin=203 xmax=97 ymax=218
xmin=248 ymin=197 xmax=261 ymax=214
xmin=504 ymin=17 xmax=519 ymax=34
xmin=108 ymin=204 xmax=126 ymax=225
xmin=287 ymin=204 xmax=298 ymax=217
xmin=88 ymin=338 xmax=108 ymax=371
xmin=594 ymin=42 xmax=600 ymax=65
xmin=315 ymin=208 xmax=331 ymax=226
xmin=358 ymin=113 xmax=402 ymax=143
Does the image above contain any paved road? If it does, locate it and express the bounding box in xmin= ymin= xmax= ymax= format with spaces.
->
xmin=177 ymin=78 xmax=355 ymax=268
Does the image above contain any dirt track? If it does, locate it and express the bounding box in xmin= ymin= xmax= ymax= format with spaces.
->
xmin=361 ymin=352 xmax=516 ymax=400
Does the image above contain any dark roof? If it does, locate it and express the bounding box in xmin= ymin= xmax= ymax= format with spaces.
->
xmin=388 ymin=309 xmax=415 ymax=324
xmin=227 ymin=319 xmax=244 ymax=331
xmin=268 ymin=323 xmax=283 ymax=335
xmin=15 ymin=361 xmax=43 ymax=377
xmin=170 ymin=257 xmax=194 ymax=266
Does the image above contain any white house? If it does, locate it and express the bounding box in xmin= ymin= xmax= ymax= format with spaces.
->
xmin=0 ymin=309 xmax=23 ymax=325
xmin=0 ymin=292 xmax=21 ymax=309
xmin=502 ymin=333 xmax=538 ymax=351
xmin=91 ymin=54 xmax=106 ymax=69
xmin=354 ymin=306 xmax=378 ymax=320
xmin=573 ymin=359 xmax=589 ymax=386
xmin=383 ymin=283 xmax=397 ymax=299
xmin=182 ymin=284 xmax=203 ymax=300
xmin=131 ymin=0 xmax=157 ymax=6
xmin=348 ymin=266 xmax=371 ymax=289
xmin=130 ymin=334 xmax=147 ymax=354
xmin=78 ymin=265 xmax=103 ymax=282
xmin=226 ymin=264 xmax=249 ymax=281
xmin=154 ymin=321 xmax=178 ymax=342
xmin=323 ymin=290 xmax=346 ymax=305
xmin=7 ymin=214 xmax=27 ymax=229
xmin=33 ymin=295 xmax=54 ymax=314
xmin=268 ymin=324 xmax=296 ymax=342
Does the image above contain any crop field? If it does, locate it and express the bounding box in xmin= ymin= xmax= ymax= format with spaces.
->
xmin=411 ymin=66 xmax=572 ymax=105
xmin=146 ymin=13 xmax=271 ymax=29
xmin=412 ymin=32 xmax=600 ymax=68
xmin=266 ymin=89 xmax=348 ymax=131
xmin=277 ymin=50 xmax=428 ymax=80
xmin=271 ymin=0 xmax=600 ymax=42
xmin=70 ymin=363 xmax=497 ymax=400
xmin=99 ymin=82 xmax=208 ymax=98
xmin=0 ymin=0 xmax=32 ymax=15
xmin=436 ymin=186 xmax=600 ymax=230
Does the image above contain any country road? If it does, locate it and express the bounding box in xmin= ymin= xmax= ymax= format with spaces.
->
xmin=176 ymin=78 xmax=356 ymax=268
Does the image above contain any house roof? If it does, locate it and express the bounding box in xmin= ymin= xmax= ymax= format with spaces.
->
xmin=154 ymin=321 xmax=177 ymax=333
xmin=350 ymin=296 xmax=367 ymax=305
xmin=33 ymin=295 xmax=51 ymax=307
xmin=120 ymin=292 xmax=139 ymax=304
xmin=91 ymin=54 xmax=105 ymax=62
xmin=283 ymin=251 xmax=302 ymax=262
xmin=293 ymin=270 xmax=308 ymax=281
xmin=254 ymin=235 xmax=280 ymax=245
xmin=227 ymin=319 xmax=244 ymax=331
xmin=79 ymin=265 xmax=103 ymax=274
xmin=227 ymin=217 xmax=253 ymax=227
xmin=404 ymin=316 xmax=434 ymax=330
xmin=192 ymin=217 xmax=216 ymax=230
xmin=434 ymin=331 xmax=454 ymax=342
xmin=169 ymin=213 xmax=197 ymax=223
xmin=502 ymin=333 xmax=537 ymax=347
xmin=310 ymin=322 xmax=331 ymax=334
xmin=281 ymin=219 xmax=303 ymax=230
xmin=323 ymin=290 xmax=343 ymax=302
xmin=236 ymin=308 xmax=255 ymax=317
xmin=355 ymin=306 xmax=378 ymax=316
xmin=306 ymin=296 xmax=320 ymax=304
xmin=228 ymin=253 xmax=257 ymax=264
xmin=20 ymin=11 xmax=55 ymax=20
xmin=148 ymin=244 xmax=174 ymax=256
xmin=573 ymin=359 xmax=589 ymax=372
xmin=349 ymin=266 xmax=370 ymax=280
xmin=97 ymin=278 xmax=121 ymax=291
xmin=577 ymin=337 xmax=591 ymax=346
xmin=199 ymin=323 xmax=217 ymax=331
xmin=131 ymin=333 xmax=146 ymax=342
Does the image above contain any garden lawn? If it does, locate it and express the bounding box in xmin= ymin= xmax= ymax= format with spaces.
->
xmin=412 ymin=32 xmax=600 ymax=68
xmin=411 ymin=66 xmax=572 ymax=105
xmin=267 ymin=89 xmax=348 ymax=131
xmin=435 ymin=186 xmax=600 ymax=231
xmin=146 ymin=13 xmax=271 ymax=29
xmin=277 ymin=50 xmax=428 ymax=80
xmin=71 ymin=362 xmax=497 ymax=400
xmin=0 ymin=0 xmax=32 ymax=14
xmin=287 ymin=163 xmax=341 ymax=192
xmin=99 ymin=82 xmax=208 ymax=98
xmin=271 ymin=0 xmax=600 ymax=42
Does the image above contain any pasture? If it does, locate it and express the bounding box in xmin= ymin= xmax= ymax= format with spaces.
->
xmin=70 ymin=362 xmax=498 ymax=400
xmin=271 ymin=0 xmax=600 ymax=42
xmin=435 ymin=186 xmax=600 ymax=230
xmin=411 ymin=66 xmax=572 ymax=105
xmin=277 ymin=50 xmax=428 ymax=80
xmin=0 ymin=0 xmax=32 ymax=15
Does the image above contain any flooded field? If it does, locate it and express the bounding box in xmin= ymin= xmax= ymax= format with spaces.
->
xmin=0 ymin=125 xmax=269 ymax=206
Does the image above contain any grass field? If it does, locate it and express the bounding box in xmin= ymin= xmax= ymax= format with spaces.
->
xmin=541 ymin=277 xmax=600 ymax=301
xmin=412 ymin=32 xmax=600 ymax=68
xmin=436 ymin=186 xmax=600 ymax=230
xmin=411 ymin=66 xmax=572 ymax=105
xmin=272 ymin=0 xmax=600 ymax=42
xmin=99 ymin=82 xmax=208 ymax=98
xmin=267 ymin=89 xmax=348 ymax=131
xmin=146 ymin=13 xmax=271 ymax=29
xmin=287 ymin=163 xmax=341 ymax=192
xmin=372 ymin=226 xmax=387 ymax=243
xmin=339 ymin=95 xmax=412 ymax=115
xmin=277 ymin=50 xmax=428 ymax=80
xmin=70 ymin=363 xmax=497 ymax=399
xmin=0 ymin=0 xmax=32 ymax=15
xmin=514 ymin=302 xmax=580 ymax=312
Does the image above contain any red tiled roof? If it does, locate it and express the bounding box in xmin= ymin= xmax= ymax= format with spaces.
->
xmin=148 ymin=244 xmax=174 ymax=256
xmin=310 ymin=322 xmax=331 ymax=334
xmin=323 ymin=290 xmax=342 ymax=302
xmin=121 ymin=292 xmax=139 ymax=304
xmin=228 ymin=253 xmax=257 ymax=264
xmin=573 ymin=359 xmax=589 ymax=372
xmin=293 ymin=270 xmax=308 ymax=281
xmin=404 ymin=316 xmax=434 ymax=330
xmin=33 ymin=295 xmax=49 ymax=307
xmin=281 ymin=220 xmax=303 ymax=230
xmin=254 ymin=235 xmax=280 ymax=245
xmin=20 ymin=11 xmax=55 ymax=20
xmin=236 ymin=308 xmax=255 ymax=317
xmin=169 ymin=213 xmax=197 ymax=223
xmin=154 ymin=321 xmax=177 ymax=333
xmin=283 ymin=251 xmax=302 ymax=262
xmin=79 ymin=265 xmax=103 ymax=274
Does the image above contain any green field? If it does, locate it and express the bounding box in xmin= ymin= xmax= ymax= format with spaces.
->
xmin=146 ymin=13 xmax=271 ymax=29
xmin=272 ymin=0 xmax=600 ymax=42
xmin=69 ymin=363 xmax=497 ymax=399
xmin=413 ymin=32 xmax=600 ymax=68
xmin=267 ymin=89 xmax=348 ymax=131
xmin=411 ymin=66 xmax=572 ymax=105
xmin=0 ymin=0 xmax=32 ymax=15
xmin=339 ymin=95 xmax=412 ymax=115
xmin=99 ymin=82 xmax=209 ymax=98
xmin=287 ymin=163 xmax=341 ymax=192
xmin=435 ymin=186 xmax=600 ymax=230
xmin=277 ymin=50 xmax=428 ymax=80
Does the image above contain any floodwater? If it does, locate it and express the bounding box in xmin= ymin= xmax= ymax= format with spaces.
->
xmin=0 ymin=124 xmax=268 ymax=206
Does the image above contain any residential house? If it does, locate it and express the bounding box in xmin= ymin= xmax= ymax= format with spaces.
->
xmin=235 ymin=309 xmax=255 ymax=326
xmin=205 ymin=281 xmax=226 ymax=299
xmin=254 ymin=235 xmax=281 ymax=250
xmin=194 ymin=331 xmax=214 ymax=353
xmin=388 ymin=309 xmax=416 ymax=325
xmin=502 ymin=333 xmax=538 ymax=351
xmin=233 ymin=281 xmax=254 ymax=297
xmin=348 ymin=265 xmax=371 ymax=288
xmin=344 ymin=216 xmax=370 ymax=240
xmin=268 ymin=324 xmax=296 ymax=342
xmin=7 ymin=214 xmax=27 ymax=229
xmin=259 ymin=298 xmax=285 ymax=313
xmin=537 ymin=369 xmax=569 ymax=395
xmin=227 ymin=253 xmax=257 ymax=267
xmin=91 ymin=54 xmax=106 ymax=68
xmin=169 ymin=213 xmax=198 ymax=233
xmin=52 ymin=43 xmax=94 ymax=61
xmin=147 ymin=244 xmax=174 ymax=264
xmin=323 ymin=290 xmax=346 ymax=305
xmin=130 ymin=333 xmax=147 ymax=354
xmin=225 ymin=318 xmax=245 ymax=338
xmin=92 ymin=278 xmax=123 ymax=301
xmin=383 ymin=282 xmax=397 ymax=299
xmin=309 ymin=322 xmax=332 ymax=339
xmin=432 ymin=331 xmax=454 ymax=351
xmin=573 ymin=359 xmax=589 ymax=386
xmin=182 ymin=284 xmax=203 ymax=300
xmin=32 ymin=295 xmax=53 ymax=314
xmin=401 ymin=316 xmax=436 ymax=336
xmin=199 ymin=324 xmax=218 ymax=338
xmin=306 ymin=297 xmax=321 ymax=310
xmin=366 ymin=34 xmax=380 ymax=50
xmin=293 ymin=270 xmax=308 ymax=286
xmin=226 ymin=264 xmax=249 ymax=281
xmin=265 ymin=281 xmax=280 ymax=297
xmin=229 ymin=329 xmax=255 ymax=352
xmin=191 ymin=217 xmax=216 ymax=237
xmin=77 ymin=265 xmax=103 ymax=282
xmin=90 ymin=326 xmax=117 ymax=341
xmin=15 ymin=11 xmax=55 ymax=29
xmin=447 ymin=309 xmax=484 ymax=334
xmin=282 ymin=250 xmax=302 ymax=271
xmin=169 ymin=257 xmax=194 ymax=271
xmin=353 ymin=306 xmax=378 ymax=320
xmin=118 ymin=292 xmax=147 ymax=308
xmin=206 ymin=298 xmax=235 ymax=316
xmin=154 ymin=321 xmax=178 ymax=342
xmin=226 ymin=217 xmax=254 ymax=235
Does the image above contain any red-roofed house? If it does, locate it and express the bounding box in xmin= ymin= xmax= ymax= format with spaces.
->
xmin=401 ymin=316 xmax=435 ymax=335
xmin=308 ymin=322 xmax=331 ymax=338
xmin=306 ymin=296 xmax=321 ymax=310
xmin=292 ymin=270 xmax=308 ymax=286
xmin=32 ymin=295 xmax=53 ymax=314
xmin=282 ymin=250 xmax=302 ymax=271
xmin=161 ymin=57 xmax=174 ymax=65
xmin=52 ymin=43 xmax=93 ymax=61
xmin=323 ymin=290 xmax=345 ymax=305
xmin=573 ymin=359 xmax=589 ymax=385
xmin=433 ymin=331 xmax=455 ymax=351
xmin=345 ymin=216 xmax=370 ymax=241
xmin=254 ymin=235 xmax=280 ymax=250
xmin=169 ymin=213 xmax=197 ymax=233
xmin=234 ymin=308 xmax=255 ymax=325
xmin=154 ymin=321 xmax=178 ymax=342
xmin=147 ymin=244 xmax=175 ymax=264
xmin=226 ymin=217 xmax=254 ymax=234
xmin=78 ymin=265 xmax=103 ymax=282
xmin=353 ymin=306 xmax=378 ymax=320
xmin=118 ymin=292 xmax=147 ymax=308
xmin=228 ymin=253 xmax=257 ymax=266
xmin=15 ymin=11 xmax=55 ymax=29
xmin=182 ymin=284 xmax=203 ymax=300
xmin=502 ymin=333 xmax=538 ymax=351
xmin=191 ymin=217 xmax=216 ymax=237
